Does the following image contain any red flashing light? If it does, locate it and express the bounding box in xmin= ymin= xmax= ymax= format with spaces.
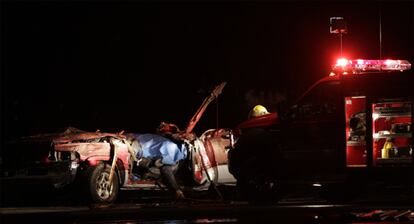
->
xmin=332 ymin=58 xmax=411 ymax=75
xmin=336 ymin=58 xmax=349 ymax=67
xmin=384 ymin=59 xmax=393 ymax=66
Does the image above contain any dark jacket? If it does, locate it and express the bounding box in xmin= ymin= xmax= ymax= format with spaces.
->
xmin=229 ymin=127 xmax=281 ymax=181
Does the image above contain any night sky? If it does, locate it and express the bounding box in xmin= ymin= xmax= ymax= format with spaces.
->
xmin=1 ymin=1 xmax=413 ymax=141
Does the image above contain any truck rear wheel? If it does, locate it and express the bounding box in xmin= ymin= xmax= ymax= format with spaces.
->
xmin=237 ymin=176 xmax=280 ymax=205
xmin=87 ymin=163 xmax=119 ymax=204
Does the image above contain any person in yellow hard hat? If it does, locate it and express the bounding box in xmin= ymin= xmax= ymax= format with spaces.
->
xmin=248 ymin=104 xmax=270 ymax=119
xmin=229 ymin=104 xmax=280 ymax=204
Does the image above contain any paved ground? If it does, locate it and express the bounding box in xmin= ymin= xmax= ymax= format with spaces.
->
xmin=1 ymin=182 xmax=413 ymax=223
xmin=1 ymin=200 xmax=414 ymax=224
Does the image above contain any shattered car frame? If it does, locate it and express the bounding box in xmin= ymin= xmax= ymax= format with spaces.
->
xmin=1 ymin=82 xmax=236 ymax=203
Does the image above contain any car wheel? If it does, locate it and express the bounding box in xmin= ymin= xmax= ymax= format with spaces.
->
xmin=87 ymin=163 xmax=119 ymax=203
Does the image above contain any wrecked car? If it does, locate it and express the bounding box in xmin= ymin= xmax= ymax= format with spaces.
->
xmin=1 ymin=82 xmax=236 ymax=203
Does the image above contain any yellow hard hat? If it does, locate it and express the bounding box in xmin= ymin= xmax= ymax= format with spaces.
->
xmin=248 ymin=105 xmax=270 ymax=118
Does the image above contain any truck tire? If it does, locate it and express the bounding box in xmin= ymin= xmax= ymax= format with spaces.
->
xmin=239 ymin=178 xmax=279 ymax=205
xmin=87 ymin=163 xmax=119 ymax=203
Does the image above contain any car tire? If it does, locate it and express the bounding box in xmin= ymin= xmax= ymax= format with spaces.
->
xmin=87 ymin=163 xmax=119 ymax=204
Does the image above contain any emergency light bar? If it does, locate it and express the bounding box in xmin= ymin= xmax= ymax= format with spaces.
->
xmin=332 ymin=58 xmax=411 ymax=75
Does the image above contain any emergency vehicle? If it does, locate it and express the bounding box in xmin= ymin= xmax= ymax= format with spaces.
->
xmin=229 ymin=58 xmax=413 ymax=202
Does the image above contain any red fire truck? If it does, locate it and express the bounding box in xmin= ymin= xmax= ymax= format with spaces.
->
xmin=229 ymin=58 xmax=413 ymax=203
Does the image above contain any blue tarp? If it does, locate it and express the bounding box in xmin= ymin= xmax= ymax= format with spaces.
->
xmin=133 ymin=133 xmax=187 ymax=165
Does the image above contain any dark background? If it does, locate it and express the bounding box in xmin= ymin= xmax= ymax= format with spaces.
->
xmin=1 ymin=0 xmax=413 ymax=141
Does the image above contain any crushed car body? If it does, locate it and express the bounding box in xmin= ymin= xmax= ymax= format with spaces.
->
xmin=1 ymin=82 xmax=236 ymax=203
